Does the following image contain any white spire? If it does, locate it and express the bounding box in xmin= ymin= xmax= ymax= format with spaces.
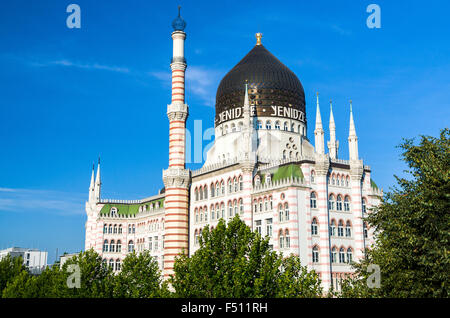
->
xmin=327 ymin=99 xmax=339 ymax=159
xmin=348 ymin=100 xmax=359 ymax=160
xmin=94 ymin=157 xmax=101 ymax=202
xmin=88 ymin=163 xmax=95 ymax=202
xmin=314 ymin=92 xmax=325 ymax=155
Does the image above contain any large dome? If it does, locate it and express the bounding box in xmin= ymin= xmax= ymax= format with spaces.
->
xmin=215 ymin=41 xmax=305 ymax=127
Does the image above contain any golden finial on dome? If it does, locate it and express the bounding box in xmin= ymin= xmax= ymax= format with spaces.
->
xmin=255 ymin=33 xmax=263 ymax=46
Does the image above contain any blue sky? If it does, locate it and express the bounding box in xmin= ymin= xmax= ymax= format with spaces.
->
xmin=0 ymin=0 xmax=448 ymax=263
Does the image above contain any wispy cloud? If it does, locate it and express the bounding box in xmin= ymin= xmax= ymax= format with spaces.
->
xmin=0 ymin=187 xmax=85 ymax=216
xmin=149 ymin=66 xmax=223 ymax=107
xmin=32 ymin=59 xmax=130 ymax=74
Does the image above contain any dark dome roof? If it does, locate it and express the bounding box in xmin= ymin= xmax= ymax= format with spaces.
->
xmin=215 ymin=44 xmax=305 ymax=126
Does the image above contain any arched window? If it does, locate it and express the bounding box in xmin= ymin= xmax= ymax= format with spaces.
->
xmin=228 ymin=201 xmax=233 ymax=218
xmin=204 ymin=186 xmax=208 ymax=200
xmin=328 ymin=194 xmax=335 ymax=210
xmin=113 ymin=224 xmax=117 ymax=234
xmin=108 ymin=225 xmax=112 ymax=234
xmin=336 ymin=175 xmax=340 ymax=186
xmin=259 ymin=199 xmax=263 ymax=213
xmin=103 ymin=240 xmax=108 ymax=252
xmin=362 ymin=198 xmax=367 ymax=214
xmin=284 ymin=122 xmax=288 ymax=131
xmin=128 ymin=240 xmax=134 ymax=252
xmin=195 ymin=208 xmax=199 ymax=223
xmin=363 ymin=222 xmax=368 ymax=238
xmin=199 ymin=186 xmax=203 ymax=200
xmin=210 ymin=184 xmax=215 ymax=198
xmin=194 ymin=230 xmax=199 ymax=246
xmin=338 ymin=220 xmax=344 ymax=237
xmin=330 ymin=220 xmax=336 ymax=236
xmin=254 ymin=199 xmax=258 ymax=213
xmin=311 ymin=218 xmax=318 ymax=236
xmin=346 ymin=176 xmax=350 ymax=187
xmin=195 ymin=188 xmax=198 ymax=201
xmin=115 ymin=259 xmax=121 ymax=271
xmin=310 ymin=192 xmax=317 ymax=209
xmin=257 ymin=120 xmax=262 ymax=129
xmin=128 ymin=225 xmax=132 ymax=234
xmin=103 ymin=224 xmax=107 ymax=234
xmin=344 ymin=196 xmax=350 ymax=211
xmin=336 ymin=195 xmax=343 ymax=211
xmin=231 ymin=123 xmax=236 ymax=132
xmin=279 ymin=230 xmax=284 ymax=249
xmin=239 ymin=199 xmax=243 ymax=215
xmin=264 ymin=198 xmax=268 ymax=211
xmin=331 ymin=247 xmax=337 ymax=263
xmin=204 ymin=207 xmax=208 ymax=222
xmin=332 ymin=174 xmax=336 ymax=185
xmin=282 ymin=150 xmax=287 ymax=160
xmin=132 ymin=225 xmax=135 ymax=233
xmin=339 ymin=247 xmax=345 ymax=263
xmin=110 ymin=240 xmax=115 ymax=252
xmin=117 ymin=240 xmax=121 ymax=252
xmin=311 ymin=170 xmax=315 ymax=184
xmin=347 ymin=248 xmax=353 ymax=263
xmin=284 ymin=203 xmax=289 ymax=221
xmin=199 ymin=208 xmax=203 ymax=222
xmin=109 ymin=259 xmax=114 ymax=269
xmin=239 ymin=176 xmax=243 ymax=191
xmin=233 ymin=200 xmax=238 ymax=216
xmin=211 ymin=205 xmax=215 ymax=221
xmin=291 ymin=123 xmax=295 ymax=132
xmin=234 ymin=177 xmax=238 ymax=192
xmin=266 ymin=121 xmax=272 ymax=130
xmin=345 ymin=221 xmax=352 ymax=237
xmin=221 ymin=203 xmax=225 ymax=219
xmin=341 ymin=176 xmax=344 ymax=186
xmin=278 ymin=204 xmax=284 ymax=222
xmin=228 ymin=179 xmax=232 ymax=193
xmin=118 ymin=225 xmax=122 ymax=234
xmin=275 ymin=121 xmax=280 ymax=130
xmin=312 ymin=246 xmax=319 ymax=263
xmin=285 ymin=229 xmax=290 ymax=248
xmin=269 ymin=196 xmax=273 ymax=210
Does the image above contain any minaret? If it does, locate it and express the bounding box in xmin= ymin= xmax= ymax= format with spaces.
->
xmin=94 ymin=157 xmax=101 ymax=202
xmin=313 ymin=92 xmax=332 ymax=289
xmin=347 ymin=99 xmax=365 ymax=261
xmin=88 ymin=163 xmax=95 ymax=202
xmin=162 ymin=7 xmax=191 ymax=278
xmin=348 ymin=100 xmax=359 ymax=161
xmin=240 ymin=81 xmax=256 ymax=229
xmin=314 ymin=92 xmax=325 ymax=155
xmin=327 ymin=99 xmax=339 ymax=159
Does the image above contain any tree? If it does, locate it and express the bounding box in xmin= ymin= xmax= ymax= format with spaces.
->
xmin=170 ymin=216 xmax=322 ymax=297
xmin=59 ymin=249 xmax=115 ymax=298
xmin=340 ymin=128 xmax=450 ymax=298
xmin=0 ymin=254 xmax=27 ymax=296
xmin=113 ymin=250 xmax=168 ymax=297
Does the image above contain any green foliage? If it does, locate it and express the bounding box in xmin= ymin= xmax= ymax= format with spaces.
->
xmin=113 ymin=250 xmax=169 ymax=297
xmin=340 ymin=128 xmax=450 ymax=298
xmin=170 ymin=216 xmax=322 ymax=297
xmin=0 ymin=254 xmax=27 ymax=296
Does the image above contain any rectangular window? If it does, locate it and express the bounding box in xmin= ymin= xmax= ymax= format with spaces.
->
xmin=255 ymin=220 xmax=262 ymax=235
xmin=154 ymin=236 xmax=159 ymax=250
xmin=266 ymin=218 xmax=273 ymax=237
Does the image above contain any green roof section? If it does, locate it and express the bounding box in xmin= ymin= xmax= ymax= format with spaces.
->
xmin=270 ymin=164 xmax=304 ymax=183
xmin=371 ymin=179 xmax=378 ymax=190
xmin=99 ymin=198 xmax=165 ymax=217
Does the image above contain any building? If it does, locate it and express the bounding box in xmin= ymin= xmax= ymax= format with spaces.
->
xmin=0 ymin=247 xmax=48 ymax=275
xmin=84 ymin=9 xmax=382 ymax=291
xmin=59 ymin=253 xmax=79 ymax=268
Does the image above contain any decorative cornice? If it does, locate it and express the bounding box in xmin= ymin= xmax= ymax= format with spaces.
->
xmin=163 ymin=168 xmax=191 ymax=189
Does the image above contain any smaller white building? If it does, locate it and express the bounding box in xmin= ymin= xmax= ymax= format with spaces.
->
xmin=0 ymin=247 xmax=48 ymax=274
xmin=59 ymin=253 xmax=79 ymax=268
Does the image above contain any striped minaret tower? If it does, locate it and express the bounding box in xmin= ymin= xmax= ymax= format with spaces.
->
xmin=162 ymin=7 xmax=191 ymax=278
